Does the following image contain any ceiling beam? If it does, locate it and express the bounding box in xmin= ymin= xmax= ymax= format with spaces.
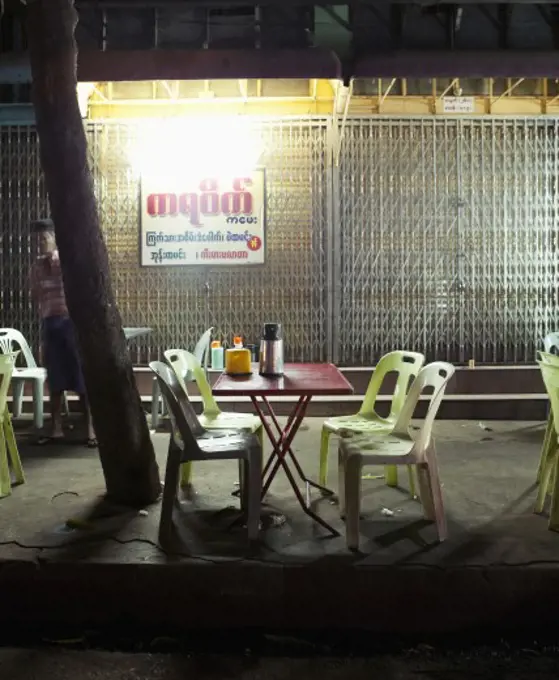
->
xmin=0 ymin=48 xmax=342 ymax=82
xmin=2 ymin=48 xmax=556 ymax=83
xmin=355 ymin=50 xmax=559 ymax=77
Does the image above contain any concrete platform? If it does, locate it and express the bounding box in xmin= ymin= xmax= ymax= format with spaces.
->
xmin=1 ymin=418 xmax=559 ymax=636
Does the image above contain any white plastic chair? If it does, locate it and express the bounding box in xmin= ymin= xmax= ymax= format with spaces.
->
xmin=544 ymin=333 xmax=559 ymax=355
xmin=338 ymin=361 xmax=455 ymax=550
xmin=150 ymin=361 xmax=262 ymax=545
xmin=150 ymin=327 xmax=214 ymax=429
xmin=0 ymin=328 xmax=47 ymax=429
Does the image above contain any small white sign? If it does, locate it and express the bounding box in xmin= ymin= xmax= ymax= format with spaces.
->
xmin=442 ymin=97 xmax=475 ymax=114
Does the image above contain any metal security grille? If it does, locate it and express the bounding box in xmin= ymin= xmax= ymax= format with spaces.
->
xmin=0 ymin=125 xmax=49 ymax=353
xmin=337 ymin=117 xmax=559 ymax=365
xmin=459 ymin=120 xmax=559 ymax=363
xmin=87 ymin=119 xmax=330 ymax=362
xmin=1 ymin=117 xmax=558 ymax=366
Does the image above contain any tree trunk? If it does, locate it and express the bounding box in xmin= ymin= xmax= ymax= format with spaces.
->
xmin=26 ymin=0 xmax=161 ymax=506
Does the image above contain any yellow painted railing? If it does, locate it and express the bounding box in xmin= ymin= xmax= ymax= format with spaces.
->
xmin=86 ymin=78 xmax=559 ymax=119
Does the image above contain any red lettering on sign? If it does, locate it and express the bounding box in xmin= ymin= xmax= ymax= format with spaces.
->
xmin=147 ymin=193 xmax=177 ymax=216
xmin=200 ymin=192 xmax=219 ymax=215
xmin=221 ymin=192 xmax=252 ymax=215
xmin=178 ymin=193 xmax=201 ymax=226
xmin=146 ymin=177 xmax=258 ymax=225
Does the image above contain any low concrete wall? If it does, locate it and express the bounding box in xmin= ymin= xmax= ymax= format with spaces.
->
xmin=9 ymin=365 xmax=548 ymax=421
xmin=1 ymin=558 xmax=559 ymax=636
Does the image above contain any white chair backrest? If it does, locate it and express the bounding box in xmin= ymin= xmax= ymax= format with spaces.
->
xmin=193 ymin=327 xmax=213 ymax=371
xmin=393 ymin=361 xmax=455 ymax=455
xmin=544 ymin=332 xmax=559 ymax=355
xmin=0 ymin=328 xmax=37 ymax=367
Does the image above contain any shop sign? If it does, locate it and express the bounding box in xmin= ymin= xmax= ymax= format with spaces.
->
xmin=140 ymin=170 xmax=266 ymax=266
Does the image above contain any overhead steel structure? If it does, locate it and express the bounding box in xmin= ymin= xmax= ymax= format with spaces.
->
xmin=1 ymin=1 xmax=559 ymax=82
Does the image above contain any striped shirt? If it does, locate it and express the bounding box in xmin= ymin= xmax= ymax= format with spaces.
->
xmin=30 ymin=251 xmax=69 ymax=319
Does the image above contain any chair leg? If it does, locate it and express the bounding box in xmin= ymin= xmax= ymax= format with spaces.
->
xmin=426 ymin=459 xmax=447 ymax=541
xmin=11 ymin=380 xmax=24 ymax=419
xmin=151 ymin=377 xmax=161 ymax=429
xmin=385 ymin=464 xmax=398 ymax=487
xmin=158 ymin=447 xmax=182 ymax=546
xmin=32 ymin=378 xmax=44 ymax=430
xmin=319 ymin=427 xmax=332 ymax=488
xmin=417 ymin=459 xmax=447 ymax=541
xmin=246 ymin=453 xmax=262 ymax=541
xmin=238 ymin=459 xmax=247 ymax=512
xmin=344 ymin=454 xmax=363 ymax=551
xmin=535 ymin=450 xmax=557 ymax=513
xmin=0 ymin=428 xmax=11 ymax=498
xmin=416 ymin=463 xmax=436 ymax=520
xmin=407 ymin=464 xmax=416 ymax=498
xmin=537 ymin=415 xmax=554 ymax=484
xmin=179 ymin=462 xmax=193 ymax=489
xmin=4 ymin=412 xmax=24 ymax=485
xmin=338 ymin=446 xmax=346 ymax=517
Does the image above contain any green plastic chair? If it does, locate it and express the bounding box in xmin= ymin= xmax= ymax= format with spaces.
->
xmin=535 ymin=355 xmax=559 ymax=530
xmin=536 ymin=351 xmax=559 ymax=486
xmin=164 ymin=349 xmax=263 ymax=488
xmin=151 ymin=327 xmax=214 ymax=429
xmin=0 ymin=353 xmax=25 ymax=498
xmin=319 ymin=350 xmax=425 ymax=495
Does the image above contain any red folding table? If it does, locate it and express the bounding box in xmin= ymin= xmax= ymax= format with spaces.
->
xmin=212 ymin=363 xmax=354 ymax=535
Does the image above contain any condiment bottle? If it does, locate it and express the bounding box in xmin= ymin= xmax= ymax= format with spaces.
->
xmin=211 ymin=340 xmax=224 ymax=370
xmin=225 ymin=336 xmax=252 ymax=375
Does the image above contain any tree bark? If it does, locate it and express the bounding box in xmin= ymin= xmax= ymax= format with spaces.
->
xmin=26 ymin=0 xmax=161 ymax=506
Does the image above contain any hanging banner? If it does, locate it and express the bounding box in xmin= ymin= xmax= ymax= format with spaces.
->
xmin=140 ymin=170 xmax=266 ymax=266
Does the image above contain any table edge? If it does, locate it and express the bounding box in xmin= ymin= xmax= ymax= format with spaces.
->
xmin=212 ymin=363 xmax=354 ymax=397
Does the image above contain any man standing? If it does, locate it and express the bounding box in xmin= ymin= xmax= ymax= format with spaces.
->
xmin=30 ymin=218 xmax=96 ymax=447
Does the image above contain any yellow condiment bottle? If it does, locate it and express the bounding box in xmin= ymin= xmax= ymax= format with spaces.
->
xmin=225 ymin=336 xmax=252 ymax=375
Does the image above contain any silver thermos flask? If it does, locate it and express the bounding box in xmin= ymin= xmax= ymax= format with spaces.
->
xmin=259 ymin=323 xmax=284 ymax=377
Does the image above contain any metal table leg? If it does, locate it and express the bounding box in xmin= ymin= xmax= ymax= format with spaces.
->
xmin=259 ymin=395 xmax=335 ymax=499
xmin=252 ymin=395 xmax=339 ymax=537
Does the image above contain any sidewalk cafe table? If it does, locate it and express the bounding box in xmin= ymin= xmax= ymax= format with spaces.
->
xmin=212 ymin=363 xmax=354 ymax=536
